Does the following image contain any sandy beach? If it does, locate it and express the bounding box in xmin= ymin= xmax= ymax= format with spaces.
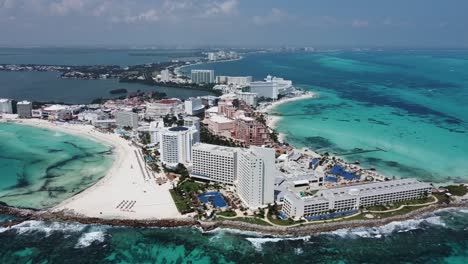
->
xmin=10 ymin=118 xmax=184 ymax=220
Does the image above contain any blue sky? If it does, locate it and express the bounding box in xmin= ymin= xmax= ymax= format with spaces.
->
xmin=0 ymin=0 xmax=467 ymax=47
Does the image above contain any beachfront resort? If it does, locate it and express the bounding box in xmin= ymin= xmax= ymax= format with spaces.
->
xmin=1 ymin=57 xmax=467 ymax=227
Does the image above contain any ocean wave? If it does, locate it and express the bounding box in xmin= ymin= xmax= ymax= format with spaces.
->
xmin=8 ymin=220 xmax=86 ymax=237
xmin=325 ymin=215 xmax=446 ymax=238
xmin=75 ymin=230 xmax=106 ymax=248
xmin=246 ymin=236 xmax=311 ymax=251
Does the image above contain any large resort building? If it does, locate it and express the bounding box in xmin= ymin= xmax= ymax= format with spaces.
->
xmin=282 ymin=178 xmax=432 ymax=220
xmin=191 ymin=143 xmax=238 ymax=184
xmin=160 ymin=126 xmax=199 ymax=168
xmin=236 ymin=146 xmax=276 ymax=209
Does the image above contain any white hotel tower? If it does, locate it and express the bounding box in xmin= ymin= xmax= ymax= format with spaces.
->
xmin=159 ymin=126 xmax=199 ymax=168
xmin=236 ymin=146 xmax=275 ymax=209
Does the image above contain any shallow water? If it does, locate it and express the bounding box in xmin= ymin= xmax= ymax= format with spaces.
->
xmin=0 ymin=123 xmax=114 ymax=209
xmin=185 ymin=51 xmax=468 ymax=182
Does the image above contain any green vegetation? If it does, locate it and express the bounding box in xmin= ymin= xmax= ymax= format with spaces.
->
xmin=434 ymin=193 xmax=451 ymax=204
xmin=169 ymin=189 xmax=192 ymax=213
xmin=221 ymin=217 xmax=271 ymax=226
xmin=217 ymin=210 xmax=237 ymax=217
xmin=200 ymin=125 xmax=244 ymax=148
xmin=268 ymin=215 xmax=297 ymax=226
xmin=446 ymin=185 xmax=468 ymax=196
xmin=177 ymin=179 xmax=204 ymax=193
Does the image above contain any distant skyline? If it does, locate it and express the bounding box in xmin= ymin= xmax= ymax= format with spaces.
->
xmin=1 ymin=0 xmax=468 ymax=47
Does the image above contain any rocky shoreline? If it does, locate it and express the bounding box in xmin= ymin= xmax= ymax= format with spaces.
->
xmin=1 ymin=202 xmax=466 ymax=236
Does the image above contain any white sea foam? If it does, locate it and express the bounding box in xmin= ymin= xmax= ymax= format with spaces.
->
xmin=326 ymin=215 xmax=446 ymax=238
xmin=0 ymin=220 xmax=88 ymax=237
xmin=11 ymin=221 xmax=86 ymax=237
xmin=246 ymin=236 xmax=311 ymax=251
xmin=75 ymin=231 xmax=106 ymax=248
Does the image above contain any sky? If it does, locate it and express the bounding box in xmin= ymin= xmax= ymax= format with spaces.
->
xmin=0 ymin=0 xmax=467 ymax=47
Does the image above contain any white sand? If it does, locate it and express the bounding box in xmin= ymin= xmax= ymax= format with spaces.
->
xmin=12 ymin=119 xmax=184 ymax=220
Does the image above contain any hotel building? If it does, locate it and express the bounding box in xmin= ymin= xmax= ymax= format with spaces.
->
xmin=237 ymin=146 xmax=276 ymax=209
xmin=160 ymin=69 xmax=170 ymax=82
xmin=234 ymin=117 xmax=272 ymax=146
xmin=17 ymin=101 xmax=32 ymax=118
xmin=249 ymin=75 xmax=294 ymax=100
xmin=236 ymin=92 xmax=258 ymax=106
xmin=191 ymin=70 xmax=215 ymax=84
xmin=191 ymin=143 xmax=238 ymax=184
xmin=184 ymin=98 xmax=204 ymax=116
xmin=216 ymin=76 xmax=252 ymax=87
xmin=115 ymin=110 xmax=139 ymax=129
xmin=282 ymin=179 xmax=432 ymax=220
xmin=145 ymin=99 xmax=184 ymax=119
xmin=159 ymin=126 xmax=199 ymax=168
xmin=0 ymin=98 xmax=13 ymax=114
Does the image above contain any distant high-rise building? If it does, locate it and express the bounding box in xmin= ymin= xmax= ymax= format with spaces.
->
xmin=159 ymin=126 xmax=199 ymax=168
xmin=17 ymin=101 xmax=32 ymax=118
xmin=249 ymin=75 xmax=294 ymax=100
xmin=236 ymin=92 xmax=258 ymax=106
xmin=160 ymin=69 xmax=170 ymax=82
xmin=236 ymin=146 xmax=276 ymax=209
xmin=0 ymin=98 xmax=13 ymax=114
xmin=115 ymin=111 xmax=139 ymax=129
xmin=191 ymin=70 xmax=214 ymax=84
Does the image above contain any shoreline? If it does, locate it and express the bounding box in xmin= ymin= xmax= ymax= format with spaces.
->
xmin=262 ymin=91 xmax=318 ymax=143
xmin=174 ymin=56 xmax=244 ymax=77
xmin=1 ymin=202 xmax=466 ymax=236
xmin=2 ymin=119 xmax=184 ymax=220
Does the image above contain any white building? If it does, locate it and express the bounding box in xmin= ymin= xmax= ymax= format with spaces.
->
xmin=236 ymin=146 xmax=276 ymax=209
xmin=42 ymin=105 xmax=71 ymax=120
xmin=17 ymin=101 xmax=32 ymax=118
xmin=145 ymin=99 xmax=184 ymax=119
xmin=191 ymin=70 xmax=214 ymax=84
xmin=115 ymin=111 xmax=138 ymax=129
xmin=159 ymin=126 xmax=199 ymax=168
xmin=191 ymin=143 xmax=238 ymax=184
xmin=78 ymin=110 xmax=109 ymax=124
xmin=0 ymin=98 xmax=13 ymax=114
xmin=148 ymin=120 xmax=165 ymax=144
xmin=184 ymin=116 xmax=201 ymax=142
xmin=207 ymin=52 xmax=216 ymax=61
xmin=216 ymin=76 xmax=252 ymax=87
xmin=236 ymin=92 xmax=258 ymax=106
xmin=160 ymin=69 xmax=170 ymax=82
xmin=249 ymin=75 xmax=294 ymax=100
xmin=283 ymin=179 xmax=432 ymax=220
xmin=184 ymin=97 xmax=204 ymax=115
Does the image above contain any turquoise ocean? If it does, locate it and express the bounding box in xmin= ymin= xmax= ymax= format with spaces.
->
xmin=0 ymin=123 xmax=113 ymax=209
xmin=0 ymin=48 xmax=467 ymax=263
xmin=184 ymin=51 xmax=468 ymax=183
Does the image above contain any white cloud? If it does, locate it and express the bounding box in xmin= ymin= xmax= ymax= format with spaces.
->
xmin=351 ymin=19 xmax=369 ymax=28
xmin=121 ymin=9 xmax=160 ymax=23
xmin=0 ymin=0 xmax=17 ymax=9
xmin=253 ymin=8 xmax=288 ymax=26
xmin=203 ymin=0 xmax=238 ymax=17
